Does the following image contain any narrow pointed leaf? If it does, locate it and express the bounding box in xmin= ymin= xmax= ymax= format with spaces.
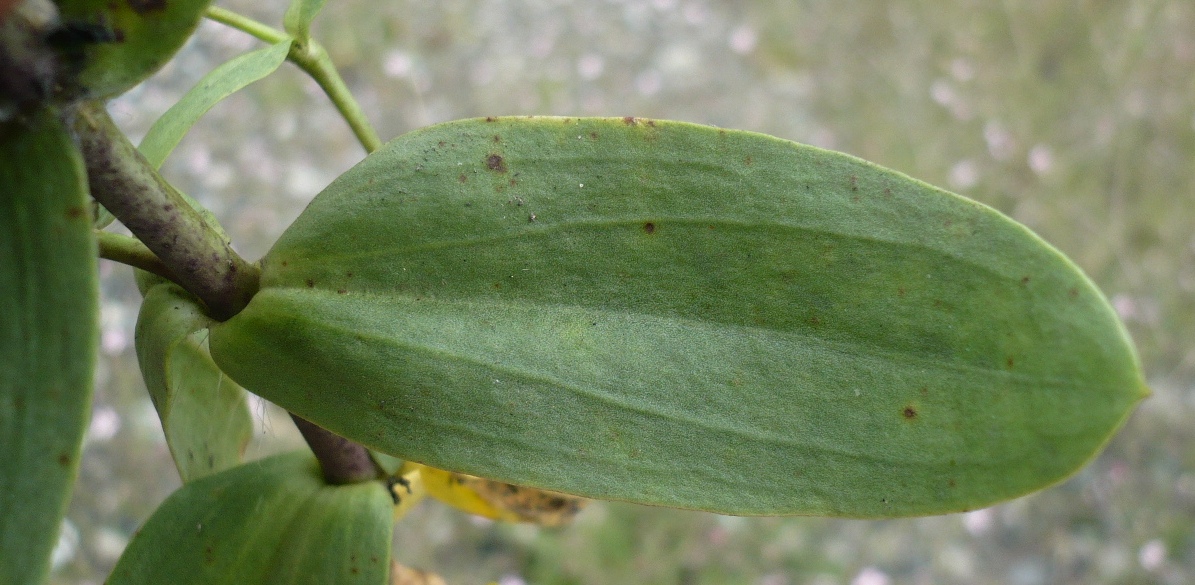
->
xmin=134 ymin=283 xmax=252 ymax=482
xmin=283 ymin=0 xmax=327 ymax=40
xmin=108 ymin=452 xmax=394 ymax=585
xmin=0 ymin=109 xmax=97 ymax=583
xmin=54 ymin=0 xmax=213 ymax=99
xmin=210 ymin=117 xmax=1148 ymax=517
xmin=139 ymin=40 xmax=291 ymax=169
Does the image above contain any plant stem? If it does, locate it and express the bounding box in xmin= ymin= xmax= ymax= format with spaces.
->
xmin=289 ymin=40 xmax=383 ymax=153
xmin=95 ymin=231 xmax=179 ymax=283
xmin=204 ymin=6 xmax=289 ymax=44
xmin=201 ymin=7 xmax=383 ymax=484
xmin=72 ymin=102 xmax=260 ymax=321
xmin=204 ymin=7 xmax=383 ymax=153
xmin=290 ymin=414 xmax=380 ymax=484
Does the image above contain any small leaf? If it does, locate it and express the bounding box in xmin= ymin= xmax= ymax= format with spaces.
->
xmin=108 ymin=452 xmax=394 ymax=585
xmin=283 ymin=0 xmax=327 ymax=40
xmin=54 ymin=0 xmax=214 ymax=99
xmin=210 ymin=117 xmax=1148 ymax=517
xmin=134 ymin=283 xmax=252 ymax=482
xmin=139 ymin=40 xmax=291 ymax=169
xmin=0 ymin=108 xmax=98 ymax=584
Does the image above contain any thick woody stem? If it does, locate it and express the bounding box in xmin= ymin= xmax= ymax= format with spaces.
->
xmin=291 ymin=414 xmax=380 ymax=484
xmin=71 ymin=101 xmax=259 ymax=321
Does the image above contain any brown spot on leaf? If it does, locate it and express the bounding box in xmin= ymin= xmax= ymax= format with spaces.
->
xmin=808 ymin=316 xmax=822 ymax=326
xmin=1006 ymin=356 xmax=1015 ymax=368
xmin=57 ymin=453 xmax=70 ymax=466
xmin=280 ymin=260 xmax=289 ymax=267
xmin=902 ymin=406 xmax=918 ymax=419
xmin=337 ymin=288 xmax=347 ymax=294
xmin=1021 ymin=276 xmax=1031 ymax=285
xmin=1068 ymin=287 xmax=1079 ymax=298
xmin=306 ymin=279 xmax=315 ymax=288
xmin=485 ymin=116 xmax=497 ymax=122
xmin=486 ymin=154 xmax=507 ymax=172
xmin=589 ymin=131 xmax=599 ymax=140
xmin=458 ymin=173 xmax=467 ymax=183
xmin=645 ymin=119 xmax=656 ymax=127
xmin=127 ymin=0 xmax=166 ymax=15
xmin=66 ymin=206 xmax=84 ymax=219
xmin=897 ymin=287 xmax=906 ymax=297
xmin=849 ymin=174 xmax=859 ymax=191
xmin=643 ymin=222 xmax=656 ymax=234
xmin=622 ymin=116 xmax=637 ymax=125
xmin=493 ymin=135 xmax=501 ymax=143
xmin=744 ymin=155 xmax=753 ymax=166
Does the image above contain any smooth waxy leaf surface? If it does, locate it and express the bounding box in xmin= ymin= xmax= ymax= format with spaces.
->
xmin=139 ymin=40 xmax=291 ymax=169
xmin=0 ymin=109 xmax=97 ymax=583
xmin=210 ymin=117 xmax=1148 ymax=517
xmin=108 ymin=452 xmax=394 ymax=585
xmin=55 ymin=0 xmax=213 ymax=99
xmin=135 ymin=283 xmax=252 ymax=482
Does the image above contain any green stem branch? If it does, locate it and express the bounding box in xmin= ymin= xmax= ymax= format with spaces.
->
xmin=204 ymin=7 xmax=382 ymax=153
xmin=72 ymin=102 xmax=260 ymax=321
xmin=95 ymin=231 xmax=179 ymax=283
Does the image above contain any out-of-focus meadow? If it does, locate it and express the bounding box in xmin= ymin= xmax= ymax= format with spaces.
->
xmin=53 ymin=1 xmax=1194 ymax=583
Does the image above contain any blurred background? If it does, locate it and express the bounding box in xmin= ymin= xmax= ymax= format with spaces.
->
xmin=53 ymin=0 xmax=1194 ymax=583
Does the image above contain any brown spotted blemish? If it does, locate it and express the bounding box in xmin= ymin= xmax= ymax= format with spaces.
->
xmin=1068 ymin=287 xmax=1080 ymax=298
xmin=643 ymin=222 xmax=656 ymax=234
xmin=459 ymin=173 xmax=467 ymax=183
xmin=902 ymin=406 xmax=918 ymax=420
xmin=337 ymin=288 xmax=347 ymax=295
xmin=57 ymin=453 xmax=70 ymax=466
xmin=622 ymin=116 xmax=637 ymax=126
xmin=493 ymin=135 xmax=501 ymax=143
xmin=589 ymin=131 xmax=599 ymax=140
xmin=1020 ymin=276 xmax=1031 ymax=285
xmin=128 ymin=0 xmax=167 ymax=15
xmin=486 ymin=154 xmax=507 ymax=172
xmin=849 ymin=174 xmax=859 ymax=191
xmin=948 ymin=478 xmax=957 ymax=488
xmin=306 ymin=279 xmax=315 ymax=288
xmin=1006 ymin=356 xmax=1015 ymax=369
xmin=897 ymin=287 xmax=906 ymax=297
xmin=485 ymin=116 xmax=497 ymax=122
xmin=744 ymin=155 xmax=753 ymax=166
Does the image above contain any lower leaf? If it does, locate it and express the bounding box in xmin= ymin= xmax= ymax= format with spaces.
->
xmin=107 ymin=452 xmax=394 ymax=585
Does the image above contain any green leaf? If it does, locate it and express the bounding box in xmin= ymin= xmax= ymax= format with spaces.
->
xmin=139 ymin=40 xmax=291 ymax=169
xmin=209 ymin=117 xmax=1148 ymax=518
xmin=135 ymin=283 xmax=252 ymax=482
xmin=108 ymin=452 xmax=394 ymax=585
xmin=0 ymin=109 xmax=98 ymax=583
xmin=54 ymin=0 xmax=214 ymax=99
xmin=283 ymin=0 xmax=327 ymax=40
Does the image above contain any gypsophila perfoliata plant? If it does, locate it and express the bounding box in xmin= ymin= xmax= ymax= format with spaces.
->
xmin=0 ymin=0 xmax=1147 ymax=583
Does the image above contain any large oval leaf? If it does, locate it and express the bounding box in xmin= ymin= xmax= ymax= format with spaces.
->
xmin=54 ymin=0 xmax=213 ymax=99
xmin=134 ymin=283 xmax=252 ymax=483
xmin=0 ymin=109 xmax=97 ymax=583
xmin=210 ymin=117 xmax=1148 ymax=517
xmin=108 ymin=452 xmax=394 ymax=585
